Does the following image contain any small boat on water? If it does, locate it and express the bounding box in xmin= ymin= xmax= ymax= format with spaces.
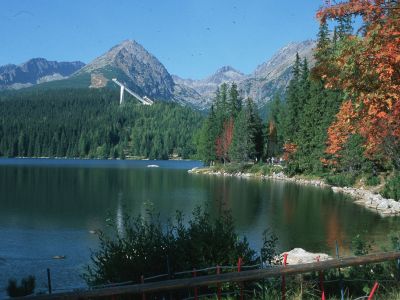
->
xmin=147 ymin=164 xmax=159 ymax=168
xmin=52 ymin=255 xmax=66 ymax=260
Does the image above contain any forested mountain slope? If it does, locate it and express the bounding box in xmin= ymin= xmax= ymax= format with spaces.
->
xmin=0 ymin=88 xmax=203 ymax=159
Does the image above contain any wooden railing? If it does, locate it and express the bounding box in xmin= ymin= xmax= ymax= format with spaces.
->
xmin=16 ymin=251 xmax=400 ymax=300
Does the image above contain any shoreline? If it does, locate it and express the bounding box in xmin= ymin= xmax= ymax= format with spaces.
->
xmin=1 ymin=156 xmax=196 ymax=161
xmin=189 ymin=167 xmax=400 ymax=217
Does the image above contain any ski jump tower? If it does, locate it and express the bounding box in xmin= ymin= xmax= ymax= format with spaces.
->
xmin=112 ymin=78 xmax=154 ymax=105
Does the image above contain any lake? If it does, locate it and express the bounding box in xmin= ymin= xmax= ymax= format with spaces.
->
xmin=0 ymin=158 xmax=399 ymax=295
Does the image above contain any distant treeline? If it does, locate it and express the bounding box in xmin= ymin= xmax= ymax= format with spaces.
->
xmin=0 ymin=88 xmax=203 ymax=159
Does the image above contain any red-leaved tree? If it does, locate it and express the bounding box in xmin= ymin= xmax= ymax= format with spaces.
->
xmin=317 ymin=0 xmax=400 ymax=168
xmin=216 ymin=119 xmax=234 ymax=164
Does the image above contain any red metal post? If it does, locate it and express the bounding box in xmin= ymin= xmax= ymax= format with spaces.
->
xmin=192 ymin=268 xmax=198 ymax=300
xmin=217 ymin=265 xmax=221 ymax=300
xmin=282 ymin=253 xmax=288 ymax=300
xmin=316 ymin=256 xmax=326 ymax=300
xmin=141 ymin=275 xmax=146 ymax=300
xmin=368 ymin=282 xmax=379 ymax=300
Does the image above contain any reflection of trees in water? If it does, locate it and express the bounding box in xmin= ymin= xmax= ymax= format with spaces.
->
xmin=0 ymin=166 xmax=200 ymax=227
xmin=325 ymin=206 xmax=345 ymax=250
xmin=116 ymin=192 xmax=124 ymax=235
xmin=1 ymin=165 xmax=399 ymax=253
xmin=203 ymin=176 xmax=264 ymax=227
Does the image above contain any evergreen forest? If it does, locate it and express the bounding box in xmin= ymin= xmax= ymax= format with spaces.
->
xmin=196 ymin=1 xmax=399 ymax=198
xmin=0 ymin=88 xmax=203 ymax=159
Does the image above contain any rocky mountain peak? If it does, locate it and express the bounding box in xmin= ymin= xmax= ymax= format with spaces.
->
xmin=172 ymin=65 xmax=246 ymax=106
xmin=107 ymin=40 xmax=149 ymax=61
xmin=80 ymin=39 xmax=148 ymax=72
xmin=79 ymin=39 xmax=176 ymax=100
xmin=173 ymin=40 xmax=316 ymax=107
xmin=207 ymin=65 xmax=245 ymax=84
xmin=215 ymin=65 xmax=240 ymax=74
xmin=253 ymin=40 xmax=316 ymax=79
xmin=0 ymin=58 xmax=85 ymax=90
xmin=1 ymin=39 xmax=317 ymax=109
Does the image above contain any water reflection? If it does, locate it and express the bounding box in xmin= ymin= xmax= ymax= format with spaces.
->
xmin=0 ymin=159 xmax=399 ymax=293
xmin=116 ymin=192 xmax=124 ymax=235
xmin=1 ymin=162 xmax=399 ymax=253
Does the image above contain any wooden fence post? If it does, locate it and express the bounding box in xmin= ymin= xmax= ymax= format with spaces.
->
xmin=282 ymin=253 xmax=288 ymax=300
xmin=335 ymin=240 xmax=345 ymax=300
xmin=46 ymin=268 xmax=52 ymax=295
xmin=141 ymin=275 xmax=146 ymax=300
xmin=316 ymin=256 xmax=325 ymax=300
xmin=260 ymin=254 xmax=266 ymax=300
xmin=192 ymin=268 xmax=198 ymax=300
xmin=238 ymin=257 xmax=243 ymax=300
xmin=217 ymin=265 xmax=221 ymax=300
xmin=15 ymin=251 xmax=400 ymax=300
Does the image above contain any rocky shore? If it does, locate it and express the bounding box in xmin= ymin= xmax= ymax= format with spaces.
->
xmin=331 ymin=186 xmax=400 ymax=216
xmin=188 ymin=167 xmax=399 ymax=217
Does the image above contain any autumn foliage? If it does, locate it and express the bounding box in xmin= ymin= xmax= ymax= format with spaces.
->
xmin=317 ymin=0 xmax=400 ymax=167
xmin=216 ymin=118 xmax=234 ymax=163
xmin=283 ymin=142 xmax=298 ymax=161
xmin=325 ymin=100 xmax=357 ymax=155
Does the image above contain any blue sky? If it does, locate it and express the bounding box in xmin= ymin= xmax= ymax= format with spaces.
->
xmin=1 ymin=0 xmax=324 ymax=79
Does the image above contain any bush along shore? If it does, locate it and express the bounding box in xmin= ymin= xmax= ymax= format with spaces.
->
xmin=189 ymin=164 xmax=400 ymax=217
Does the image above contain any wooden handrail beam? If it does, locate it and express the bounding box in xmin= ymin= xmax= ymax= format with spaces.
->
xmin=16 ymin=251 xmax=400 ymax=300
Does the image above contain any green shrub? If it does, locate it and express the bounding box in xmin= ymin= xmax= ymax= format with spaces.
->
xmin=249 ymin=163 xmax=269 ymax=175
xmin=224 ymin=163 xmax=250 ymax=174
xmin=6 ymin=276 xmax=35 ymax=297
xmin=284 ymin=162 xmax=301 ymax=177
xmin=383 ymin=174 xmax=400 ymax=201
xmin=211 ymin=163 xmax=252 ymax=174
xmin=248 ymin=163 xmax=263 ymax=174
xmin=365 ymin=175 xmax=381 ymax=186
xmin=84 ymin=207 xmax=277 ymax=286
xmin=325 ymin=173 xmax=356 ymax=187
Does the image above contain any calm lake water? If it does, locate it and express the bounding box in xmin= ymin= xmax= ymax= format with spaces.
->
xmin=0 ymin=158 xmax=399 ymax=295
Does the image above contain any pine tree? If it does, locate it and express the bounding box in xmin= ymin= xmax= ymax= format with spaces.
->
xmin=265 ymin=94 xmax=284 ymax=157
xmin=296 ymin=58 xmax=311 ymax=125
xmin=215 ymin=83 xmax=229 ymax=125
xmin=337 ymin=15 xmax=353 ymax=40
xmin=230 ymin=108 xmax=252 ymax=162
xmin=283 ymin=53 xmax=302 ymax=142
xmin=230 ymin=98 xmax=264 ymax=162
xmin=315 ymin=21 xmax=331 ymax=64
xmin=266 ymin=121 xmax=278 ymax=158
xmin=198 ymin=106 xmax=218 ymax=165
xmin=228 ymin=83 xmax=241 ymax=119
xmin=247 ymin=98 xmax=264 ymax=161
xmin=296 ymin=80 xmax=328 ymax=172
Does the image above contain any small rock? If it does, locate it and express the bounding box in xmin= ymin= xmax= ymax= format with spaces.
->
xmin=390 ymin=201 xmax=400 ymax=213
xmin=331 ymin=187 xmax=340 ymax=193
xmin=377 ymin=200 xmax=390 ymax=210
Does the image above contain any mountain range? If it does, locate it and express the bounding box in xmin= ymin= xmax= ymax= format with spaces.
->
xmin=0 ymin=58 xmax=84 ymax=90
xmin=0 ymin=39 xmax=316 ymax=109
